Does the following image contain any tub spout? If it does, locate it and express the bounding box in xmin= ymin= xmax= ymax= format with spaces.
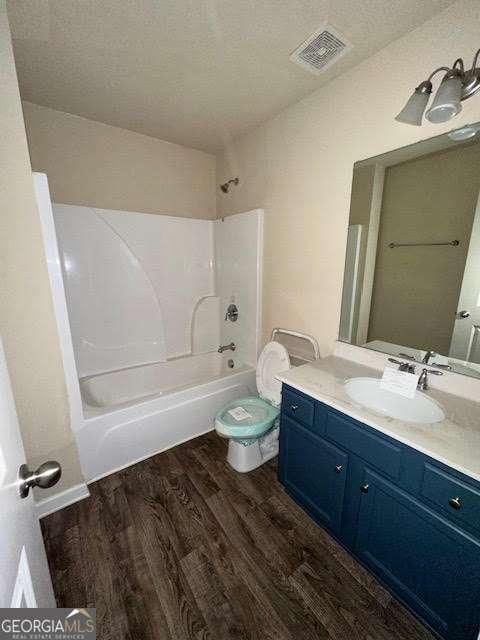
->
xmin=218 ymin=342 xmax=236 ymax=353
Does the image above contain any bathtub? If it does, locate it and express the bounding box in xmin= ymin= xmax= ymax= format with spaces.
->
xmin=76 ymin=352 xmax=256 ymax=482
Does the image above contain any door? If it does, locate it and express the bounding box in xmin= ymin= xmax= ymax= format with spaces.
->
xmin=355 ymin=468 xmax=480 ymax=640
xmin=0 ymin=337 xmax=55 ymax=608
xmin=279 ymin=416 xmax=348 ymax=533
xmin=450 ymin=189 xmax=480 ymax=364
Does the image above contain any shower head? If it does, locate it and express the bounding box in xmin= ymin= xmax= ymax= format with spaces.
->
xmin=220 ymin=178 xmax=239 ymax=193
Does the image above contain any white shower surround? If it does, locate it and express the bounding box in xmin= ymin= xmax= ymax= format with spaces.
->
xmin=100 ymin=209 xmax=218 ymax=361
xmin=216 ymin=211 xmax=264 ymax=368
xmin=45 ymin=188 xmax=263 ymax=487
xmin=54 ymin=204 xmax=220 ymax=376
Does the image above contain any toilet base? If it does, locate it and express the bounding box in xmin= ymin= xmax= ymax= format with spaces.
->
xmin=226 ymin=427 xmax=279 ymax=473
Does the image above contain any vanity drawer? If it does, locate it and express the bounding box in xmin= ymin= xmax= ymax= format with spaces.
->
xmin=325 ymin=410 xmax=402 ymax=479
xmin=282 ymin=388 xmax=314 ymax=427
xmin=421 ymin=464 xmax=480 ymax=532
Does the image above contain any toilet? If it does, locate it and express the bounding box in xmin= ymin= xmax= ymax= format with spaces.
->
xmin=214 ymin=341 xmax=291 ymax=472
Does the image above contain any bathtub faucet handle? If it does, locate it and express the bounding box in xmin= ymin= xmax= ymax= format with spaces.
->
xmin=218 ymin=342 xmax=236 ymax=353
xmin=224 ymin=304 xmax=239 ymax=322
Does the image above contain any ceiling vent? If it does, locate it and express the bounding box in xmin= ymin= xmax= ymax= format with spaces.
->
xmin=290 ymin=26 xmax=352 ymax=75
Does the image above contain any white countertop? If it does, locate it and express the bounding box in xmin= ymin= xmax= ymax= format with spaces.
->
xmin=277 ymin=356 xmax=480 ymax=483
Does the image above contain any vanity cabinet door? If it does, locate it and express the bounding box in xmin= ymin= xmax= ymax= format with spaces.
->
xmin=279 ymin=415 xmax=348 ymax=534
xmin=356 ymin=468 xmax=480 ymax=640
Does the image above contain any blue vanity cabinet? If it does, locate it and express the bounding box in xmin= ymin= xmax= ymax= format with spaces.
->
xmin=279 ymin=415 xmax=349 ymax=534
xmin=279 ymin=384 xmax=480 ymax=640
xmin=356 ymin=468 xmax=480 ymax=640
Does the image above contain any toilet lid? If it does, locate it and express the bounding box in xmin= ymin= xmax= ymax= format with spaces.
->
xmin=256 ymin=341 xmax=290 ymax=406
xmin=215 ymin=396 xmax=279 ymax=436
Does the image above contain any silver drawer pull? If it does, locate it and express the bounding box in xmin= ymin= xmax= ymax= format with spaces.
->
xmin=449 ymin=496 xmax=462 ymax=510
xmin=335 ymin=465 xmax=343 ymax=473
xmin=360 ymin=483 xmax=370 ymax=494
xmin=291 ymin=404 xmax=299 ymax=412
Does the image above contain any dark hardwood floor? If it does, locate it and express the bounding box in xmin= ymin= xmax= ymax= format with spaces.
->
xmin=41 ymin=432 xmax=435 ymax=640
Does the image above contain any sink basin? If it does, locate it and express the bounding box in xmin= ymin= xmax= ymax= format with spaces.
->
xmin=344 ymin=377 xmax=445 ymax=424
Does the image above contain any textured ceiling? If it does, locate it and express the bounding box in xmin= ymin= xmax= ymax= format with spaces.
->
xmin=7 ymin=0 xmax=456 ymax=153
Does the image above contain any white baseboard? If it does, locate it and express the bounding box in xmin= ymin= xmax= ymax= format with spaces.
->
xmin=36 ymin=482 xmax=90 ymax=519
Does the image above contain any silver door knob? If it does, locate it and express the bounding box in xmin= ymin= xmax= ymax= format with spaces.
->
xmin=360 ymin=483 xmax=370 ymax=493
xmin=335 ymin=465 xmax=343 ymax=473
xmin=18 ymin=461 xmax=61 ymax=498
xmin=290 ymin=405 xmax=299 ymax=412
xmin=456 ymin=310 xmax=470 ymax=319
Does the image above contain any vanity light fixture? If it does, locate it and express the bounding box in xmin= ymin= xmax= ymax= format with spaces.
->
xmin=395 ymin=48 xmax=480 ymax=126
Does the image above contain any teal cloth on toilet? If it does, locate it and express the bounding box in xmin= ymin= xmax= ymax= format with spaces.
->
xmin=236 ymin=419 xmax=280 ymax=446
xmin=215 ymin=396 xmax=279 ymax=439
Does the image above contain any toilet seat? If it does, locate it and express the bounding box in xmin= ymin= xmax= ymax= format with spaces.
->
xmin=214 ymin=396 xmax=279 ymax=439
xmin=214 ymin=341 xmax=290 ymax=441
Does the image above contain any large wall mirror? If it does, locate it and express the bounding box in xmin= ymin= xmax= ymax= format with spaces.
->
xmin=339 ymin=123 xmax=480 ymax=379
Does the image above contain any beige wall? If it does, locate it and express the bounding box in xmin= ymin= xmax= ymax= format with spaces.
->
xmin=23 ymin=101 xmax=216 ymax=219
xmin=368 ymin=142 xmax=480 ymax=353
xmin=0 ymin=3 xmax=83 ymax=496
xmin=216 ymin=0 xmax=480 ymax=356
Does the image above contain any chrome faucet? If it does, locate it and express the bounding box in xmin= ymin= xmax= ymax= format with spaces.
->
xmin=417 ymin=367 xmax=443 ymax=391
xmin=422 ymin=350 xmax=437 ymax=364
xmin=218 ymin=342 xmax=236 ymax=353
xmin=388 ymin=358 xmax=416 ymax=374
xmin=399 ymin=350 xmax=453 ymax=371
xmin=398 ymin=352 xmax=417 ymax=362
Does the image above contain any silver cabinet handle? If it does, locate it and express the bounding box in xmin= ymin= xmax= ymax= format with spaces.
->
xmin=335 ymin=465 xmax=343 ymax=473
xmin=18 ymin=461 xmax=61 ymax=498
xmin=456 ymin=310 xmax=470 ymax=319
xmin=360 ymin=483 xmax=370 ymax=494
xmin=448 ymin=496 xmax=462 ymax=510
xmin=291 ymin=405 xmax=299 ymax=412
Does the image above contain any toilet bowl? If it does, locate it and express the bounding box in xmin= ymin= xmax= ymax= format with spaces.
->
xmin=214 ymin=341 xmax=291 ymax=472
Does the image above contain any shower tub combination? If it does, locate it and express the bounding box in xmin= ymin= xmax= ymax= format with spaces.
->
xmin=39 ymin=186 xmax=263 ymax=485
xmin=77 ymin=352 xmax=256 ymax=481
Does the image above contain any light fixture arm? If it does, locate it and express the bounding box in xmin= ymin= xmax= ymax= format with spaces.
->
xmin=426 ymin=66 xmax=452 ymax=82
xmin=396 ymin=47 xmax=480 ymax=126
xmin=471 ymin=48 xmax=480 ymax=71
xmin=452 ymin=58 xmax=465 ymax=74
